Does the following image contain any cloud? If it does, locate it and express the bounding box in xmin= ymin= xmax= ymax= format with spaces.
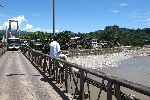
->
xmin=145 ymin=18 xmax=150 ymax=26
xmin=0 ymin=15 xmax=57 ymax=33
xmin=23 ymin=24 xmax=33 ymax=30
xmin=23 ymin=25 xmax=41 ymax=32
xmin=127 ymin=10 xmax=150 ymax=26
xmin=119 ymin=3 xmax=128 ymax=7
xmin=110 ymin=9 xmax=119 ymax=13
xmin=12 ymin=15 xmax=27 ymax=24
xmin=0 ymin=26 xmax=3 ymax=30
xmin=0 ymin=15 xmax=27 ymax=30
xmin=145 ymin=18 xmax=150 ymax=21
xmin=127 ymin=10 xmax=150 ymax=22
xmin=33 ymin=28 xmax=44 ymax=32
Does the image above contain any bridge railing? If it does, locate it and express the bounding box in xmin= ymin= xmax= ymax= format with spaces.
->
xmin=0 ymin=47 xmax=7 ymax=57
xmin=21 ymin=46 xmax=150 ymax=100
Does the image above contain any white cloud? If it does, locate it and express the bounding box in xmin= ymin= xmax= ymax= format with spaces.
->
xmin=145 ymin=18 xmax=150 ymax=21
xmin=23 ymin=24 xmax=33 ymax=30
xmin=0 ymin=21 xmax=8 ymax=30
xmin=110 ymin=9 xmax=119 ymax=13
xmin=12 ymin=15 xmax=27 ymax=24
xmin=127 ymin=11 xmax=150 ymax=23
xmin=145 ymin=18 xmax=150 ymax=25
xmin=0 ymin=26 xmax=3 ymax=30
xmin=23 ymin=24 xmax=55 ymax=32
xmin=119 ymin=3 xmax=128 ymax=7
xmin=23 ymin=26 xmax=47 ymax=32
xmin=0 ymin=15 xmax=57 ymax=33
xmin=35 ymin=28 xmax=42 ymax=31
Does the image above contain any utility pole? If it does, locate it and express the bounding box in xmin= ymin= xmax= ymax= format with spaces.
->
xmin=53 ymin=0 xmax=55 ymax=36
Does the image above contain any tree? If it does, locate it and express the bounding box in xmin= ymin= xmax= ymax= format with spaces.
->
xmin=57 ymin=30 xmax=72 ymax=46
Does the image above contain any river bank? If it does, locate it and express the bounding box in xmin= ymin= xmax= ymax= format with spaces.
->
xmin=67 ymin=47 xmax=150 ymax=69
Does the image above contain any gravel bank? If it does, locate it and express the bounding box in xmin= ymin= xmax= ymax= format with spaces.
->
xmin=67 ymin=48 xmax=150 ymax=69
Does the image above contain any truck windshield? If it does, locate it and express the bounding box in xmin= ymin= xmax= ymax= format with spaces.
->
xmin=8 ymin=39 xmax=20 ymax=44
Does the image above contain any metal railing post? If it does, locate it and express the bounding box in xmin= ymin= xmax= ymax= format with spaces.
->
xmin=79 ymin=69 xmax=84 ymax=100
xmin=114 ymin=84 xmax=121 ymax=100
xmin=107 ymin=81 xmax=113 ymax=100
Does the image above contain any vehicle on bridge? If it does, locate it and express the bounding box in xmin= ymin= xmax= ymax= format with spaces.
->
xmin=7 ymin=37 xmax=20 ymax=50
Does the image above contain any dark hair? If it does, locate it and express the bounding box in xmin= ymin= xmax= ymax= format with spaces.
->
xmin=53 ymin=35 xmax=58 ymax=41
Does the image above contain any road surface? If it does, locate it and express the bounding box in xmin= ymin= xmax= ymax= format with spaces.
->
xmin=0 ymin=51 xmax=63 ymax=100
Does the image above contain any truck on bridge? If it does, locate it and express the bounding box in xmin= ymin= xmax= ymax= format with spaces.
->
xmin=6 ymin=20 xmax=21 ymax=50
xmin=7 ymin=37 xmax=20 ymax=50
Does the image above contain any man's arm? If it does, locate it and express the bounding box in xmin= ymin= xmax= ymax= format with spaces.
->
xmin=57 ymin=43 xmax=61 ymax=54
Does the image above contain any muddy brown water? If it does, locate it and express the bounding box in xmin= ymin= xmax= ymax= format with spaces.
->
xmin=99 ymin=56 xmax=150 ymax=86
xmin=97 ymin=56 xmax=150 ymax=100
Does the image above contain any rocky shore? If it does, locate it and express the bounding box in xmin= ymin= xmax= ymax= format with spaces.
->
xmin=67 ymin=48 xmax=150 ymax=69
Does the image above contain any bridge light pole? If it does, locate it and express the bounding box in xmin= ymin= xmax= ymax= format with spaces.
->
xmin=53 ymin=0 xmax=55 ymax=36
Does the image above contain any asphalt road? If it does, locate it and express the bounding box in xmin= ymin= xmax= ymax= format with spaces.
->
xmin=0 ymin=51 xmax=62 ymax=100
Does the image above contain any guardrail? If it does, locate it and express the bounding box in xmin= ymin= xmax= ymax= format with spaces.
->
xmin=21 ymin=46 xmax=150 ymax=100
xmin=0 ymin=47 xmax=7 ymax=57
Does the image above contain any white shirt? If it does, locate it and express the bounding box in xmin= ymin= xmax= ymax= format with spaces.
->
xmin=49 ymin=41 xmax=60 ymax=59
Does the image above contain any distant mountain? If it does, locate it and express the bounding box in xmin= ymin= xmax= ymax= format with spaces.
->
xmin=20 ymin=31 xmax=32 ymax=34
xmin=0 ymin=30 xmax=5 ymax=35
xmin=0 ymin=30 xmax=32 ymax=36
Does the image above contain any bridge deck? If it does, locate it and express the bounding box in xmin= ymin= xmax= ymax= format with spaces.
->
xmin=0 ymin=51 xmax=63 ymax=100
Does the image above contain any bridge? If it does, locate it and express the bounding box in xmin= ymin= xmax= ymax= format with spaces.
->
xmin=0 ymin=47 xmax=150 ymax=100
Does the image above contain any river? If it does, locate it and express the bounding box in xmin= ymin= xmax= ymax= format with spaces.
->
xmin=99 ymin=56 xmax=150 ymax=87
xmin=98 ymin=55 xmax=150 ymax=99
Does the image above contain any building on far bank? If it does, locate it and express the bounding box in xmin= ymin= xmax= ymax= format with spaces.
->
xmin=91 ymin=39 xmax=99 ymax=49
xmin=70 ymin=37 xmax=80 ymax=43
xmin=91 ymin=39 xmax=108 ymax=49
xmin=70 ymin=37 xmax=81 ymax=49
xmin=69 ymin=37 xmax=108 ymax=49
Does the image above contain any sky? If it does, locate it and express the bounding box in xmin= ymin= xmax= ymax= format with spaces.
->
xmin=0 ymin=0 xmax=150 ymax=33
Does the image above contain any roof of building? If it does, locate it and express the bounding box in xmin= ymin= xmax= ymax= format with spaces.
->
xmin=70 ymin=37 xmax=80 ymax=40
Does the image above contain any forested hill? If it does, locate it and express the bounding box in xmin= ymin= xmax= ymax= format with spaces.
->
xmin=0 ymin=30 xmax=32 ymax=40
xmin=85 ymin=25 xmax=150 ymax=46
xmin=0 ymin=30 xmax=32 ymax=35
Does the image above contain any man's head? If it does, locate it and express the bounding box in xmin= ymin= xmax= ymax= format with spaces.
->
xmin=53 ymin=35 xmax=58 ymax=41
